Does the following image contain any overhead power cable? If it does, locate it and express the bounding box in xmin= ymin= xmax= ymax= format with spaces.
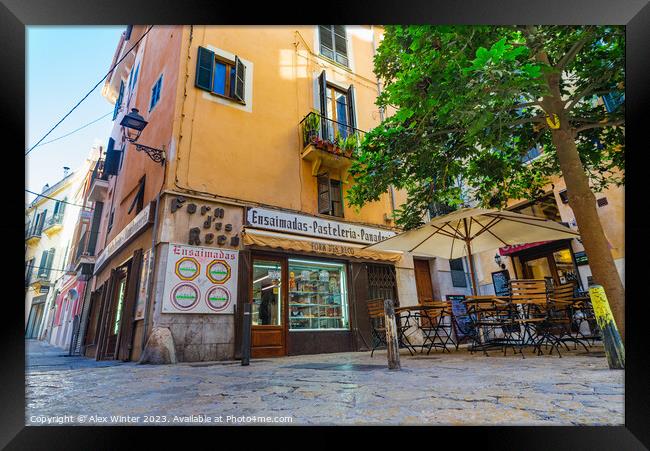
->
xmin=26 ymin=25 xmax=154 ymax=156
xmin=31 ymin=111 xmax=113 ymax=148
xmin=25 ymin=189 xmax=94 ymax=210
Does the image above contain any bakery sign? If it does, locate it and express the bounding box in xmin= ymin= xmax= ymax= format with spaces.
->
xmin=246 ymin=207 xmax=396 ymax=245
xmin=161 ymin=244 xmax=238 ymax=314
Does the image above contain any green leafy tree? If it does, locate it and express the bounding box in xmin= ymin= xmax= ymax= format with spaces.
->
xmin=348 ymin=25 xmax=625 ymax=339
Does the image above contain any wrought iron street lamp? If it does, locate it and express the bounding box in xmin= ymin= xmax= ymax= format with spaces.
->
xmin=119 ymin=108 xmax=165 ymax=165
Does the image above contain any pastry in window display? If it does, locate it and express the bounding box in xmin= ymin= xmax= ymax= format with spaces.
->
xmin=329 ymin=275 xmax=338 ymax=292
xmin=319 ymin=269 xmax=330 ymax=282
xmin=289 ymin=272 xmax=297 ymax=291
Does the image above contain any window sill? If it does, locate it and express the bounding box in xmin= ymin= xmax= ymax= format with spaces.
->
xmin=317 ymin=54 xmax=352 ymax=73
xmin=208 ymin=91 xmax=245 ymax=106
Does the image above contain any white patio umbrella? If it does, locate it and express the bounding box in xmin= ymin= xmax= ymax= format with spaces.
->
xmin=364 ymin=207 xmax=580 ymax=295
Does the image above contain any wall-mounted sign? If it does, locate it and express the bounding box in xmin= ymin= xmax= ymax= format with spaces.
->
xmin=574 ymin=251 xmax=589 ymax=266
xmin=164 ymin=195 xmax=242 ymax=250
xmin=94 ymin=203 xmax=153 ymax=273
xmin=246 ymin=207 xmax=397 ymax=245
xmin=162 ymin=243 xmax=238 ymax=314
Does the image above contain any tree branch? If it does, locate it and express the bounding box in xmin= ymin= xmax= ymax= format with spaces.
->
xmin=574 ymin=119 xmax=624 ymax=133
xmin=565 ymin=74 xmax=611 ymax=111
xmin=555 ymin=27 xmax=596 ymax=71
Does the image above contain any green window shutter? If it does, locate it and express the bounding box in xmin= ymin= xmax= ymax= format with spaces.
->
xmin=317 ymin=174 xmax=331 ymax=215
xmin=37 ymin=209 xmax=47 ymax=234
xmin=113 ymin=81 xmax=124 ymax=120
xmin=318 ymin=70 xmax=329 ymax=139
xmin=38 ymin=251 xmax=49 ymax=276
xmin=44 ymin=248 xmax=55 ymax=278
xmin=234 ymin=56 xmax=246 ymax=103
xmin=104 ymin=138 xmax=119 ymax=176
xmin=59 ymin=198 xmax=67 ymax=217
xmin=346 ymin=85 xmax=356 ymax=129
xmin=195 ymin=46 xmax=214 ymax=91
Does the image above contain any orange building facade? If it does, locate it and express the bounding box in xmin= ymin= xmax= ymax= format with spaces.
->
xmin=81 ymin=25 xmax=415 ymax=362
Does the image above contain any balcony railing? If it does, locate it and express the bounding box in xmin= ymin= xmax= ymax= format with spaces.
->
xmin=91 ymin=159 xmax=108 ymax=183
xmin=43 ymin=212 xmax=64 ymax=231
xmin=299 ymin=112 xmax=365 ymax=159
xmin=25 ymin=226 xmax=43 ymax=242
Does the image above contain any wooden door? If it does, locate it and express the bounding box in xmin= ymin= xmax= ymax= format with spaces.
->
xmin=118 ymin=249 xmax=143 ymax=361
xmin=250 ymin=255 xmax=287 ymax=358
xmin=414 ymin=259 xmax=434 ymax=303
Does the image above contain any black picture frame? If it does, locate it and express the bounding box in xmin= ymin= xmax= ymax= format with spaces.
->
xmin=6 ymin=0 xmax=649 ymax=448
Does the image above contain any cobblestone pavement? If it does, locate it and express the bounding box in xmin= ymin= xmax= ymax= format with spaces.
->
xmin=26 ymin=340 xmax=624 ymax=426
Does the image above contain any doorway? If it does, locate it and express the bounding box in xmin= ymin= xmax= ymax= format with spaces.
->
xmin=519 ymin=242 xmax=581 ymax=288
xmin=250 ymin=256 xmax=287 ymax=358
xmin=413 ymin=259 xmax=435 ymax=303
xmin=105 ymin=271 xmax=128 ymax=358
xmin=26 ymin=301 xmax=45 ymax=339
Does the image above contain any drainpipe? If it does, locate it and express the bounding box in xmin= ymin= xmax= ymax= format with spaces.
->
xmin=371 ymin=26 xmax=396 ymax=216
xmin=140 ymin=191 xmax=161 ymax=355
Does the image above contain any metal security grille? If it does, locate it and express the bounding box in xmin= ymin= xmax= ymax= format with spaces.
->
xmin=367 ymin=264 xmax=398 ymax=305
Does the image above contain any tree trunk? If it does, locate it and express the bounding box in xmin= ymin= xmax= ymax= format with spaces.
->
xmin=530 ymin=38 xmax=626 ymax=343
xmin=550 ymin=127 xmax=625 ymax=343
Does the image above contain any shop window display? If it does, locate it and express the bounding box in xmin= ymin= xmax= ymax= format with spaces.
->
xmin=288 ymin=259 xmax=349 ymax=331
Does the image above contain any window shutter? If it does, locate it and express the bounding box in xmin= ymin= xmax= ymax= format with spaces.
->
xmin=333 ymin=26 xmax=348 ymax=65
xmin=319 ymin=26 xmax=334 ymax=60
xmin=59 ymin=198 xmax=67 ymax=217
xmin=318 ymin=70 xmax=329 ymax=139
xmin=234 ymin=56 xmax=246 ymax=103
xmin=37 ymin=210 xmax=47 ymax=234
xmin=195 ymin=46 xmax=214 ymax=91
xmin=317 ymin=174 xmax=331 ymax=214
xmin=38 ymin=250 xmax=49 ymax=277
xmin=45 ymin=248 xmax=55 ymax=278
xmin=346 ymin=85 xmax=356 ymax=130
xmin=113 ymin=81 xmax=124 ymax=120
xmin=125 ymin=25 xmax=133 ymax=41
xmin=104 ymin=138 xmax=119 ymax=176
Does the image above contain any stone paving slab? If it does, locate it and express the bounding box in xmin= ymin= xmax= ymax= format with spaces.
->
xmin=25 ymin=340 xmax=624 ymax=426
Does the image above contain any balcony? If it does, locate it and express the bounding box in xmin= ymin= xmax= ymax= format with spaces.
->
xmin=74 ymin=231 xmax=96 ymax=276
xmin=88 ymin=160 xmax=109 ymax=202
xmin=42 ymin=212 xmax=64 ymax=236
xmin=299 ymin=112 xmax=365 ymax=181
xmin=25 ymin=228 xmax=43 ymax=245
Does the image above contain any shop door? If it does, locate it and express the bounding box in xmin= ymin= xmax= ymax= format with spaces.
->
xmin=250 ymin=257 xmax=287 ymax=358
xmin=26 ymin=303 xmax=44 ymax=339
xmin=413 ymin=259 xmax=434 ymax=302
xmin=105 ymin=271 xmax=128 ymax=358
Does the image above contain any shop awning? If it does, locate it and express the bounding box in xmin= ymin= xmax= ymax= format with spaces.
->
xmin=498 ymin=240 xmax=554 ymax=256
xmin=242 ymin=228 xmax=402 ymax=262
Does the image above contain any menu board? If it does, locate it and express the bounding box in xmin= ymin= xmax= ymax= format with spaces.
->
xmin=446 ymin=294 xmax=472 ymax=341
xmin=162 ymin=243 xmax=238 ymax=314
xmin=491 ymin=270 xmax=511 ymax=297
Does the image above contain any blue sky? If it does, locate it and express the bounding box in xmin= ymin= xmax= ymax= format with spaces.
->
xmin=26 ymin=26 xmax=125 ymax=203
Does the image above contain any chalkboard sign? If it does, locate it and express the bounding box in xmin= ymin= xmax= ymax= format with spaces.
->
xmin=446 ymin=294 xmax=473 ymax=342
xmin=491 ymin=270 xmax=511 ymax=297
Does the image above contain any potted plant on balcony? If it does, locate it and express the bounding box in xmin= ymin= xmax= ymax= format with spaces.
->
xmin=303 ymin=112 xmax=321 ymax=145
xmin=341 ymin=133 xmax=358 ymax=158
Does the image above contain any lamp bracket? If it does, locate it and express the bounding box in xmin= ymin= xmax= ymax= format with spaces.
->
xmin=134 ymin=143 xmax=166 ymax=165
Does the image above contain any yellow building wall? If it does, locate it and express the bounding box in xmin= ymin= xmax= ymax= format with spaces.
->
xmin=169 ymin=26 xmax=398 ymax=228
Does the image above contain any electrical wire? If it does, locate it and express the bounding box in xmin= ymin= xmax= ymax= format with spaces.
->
xmin=30 ymin=111 xmax=113 ymax=148
xmin=25 ymin=25 xmax=154 ymax=156
xmin=25 ymin=189 xmax=94 ymax=210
